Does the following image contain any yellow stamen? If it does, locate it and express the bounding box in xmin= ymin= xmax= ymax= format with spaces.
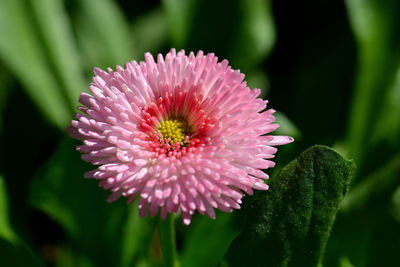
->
xmin=159 ymin=118 xmax=191 ymax=144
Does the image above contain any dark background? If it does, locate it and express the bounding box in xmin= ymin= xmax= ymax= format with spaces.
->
xmin=0 ymin=0 xmax=399 ymax=266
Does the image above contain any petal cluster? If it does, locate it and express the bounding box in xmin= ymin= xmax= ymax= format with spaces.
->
xmin=68 ymin=49 xmax=293 ymax=225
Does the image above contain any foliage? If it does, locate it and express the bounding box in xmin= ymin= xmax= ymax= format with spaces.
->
xmin=0 ymin=0 xmax=399 ymax=266
xmin=224 ymin=146 xmax=355 ymax=267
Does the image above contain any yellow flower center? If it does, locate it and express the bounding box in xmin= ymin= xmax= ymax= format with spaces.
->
xmin=159 ymin=118 xmax=191 ymax=144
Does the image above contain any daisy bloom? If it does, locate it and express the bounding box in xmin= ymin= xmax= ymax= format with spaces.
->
xmin=68 ymin=49 xmax=293 ymax=225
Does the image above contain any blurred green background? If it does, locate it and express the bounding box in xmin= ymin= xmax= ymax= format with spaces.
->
xmin=0 ymin=0 xmax=399 ymax=266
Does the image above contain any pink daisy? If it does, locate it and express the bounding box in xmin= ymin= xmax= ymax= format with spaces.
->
xmin=68 ymin=49 xmax=293 ymax=225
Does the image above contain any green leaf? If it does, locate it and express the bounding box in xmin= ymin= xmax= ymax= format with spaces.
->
xmin=0 ymin=175 xmax=17 ymax=243
xmin=0 ymin=0 xmax=71 ymax=129
xmin=53 ymin=245 xmax=93 ymax=267
xmin=131 ymin=7 xmax=168 ymax=58
xmin=0 ymin=63 xmax=12 ymax=134
xmin=29 ymin=138 xmax=128 ymax=266
xmin=274 ymin=111 xmax=302 ymax=141
xmin=223 ymin=145 xmax=356 ymax=267
xmin=363 ymin=214 xmax=400 ymax=267
xmin=0 ymin=239 xmax=44 ymax=267
xmin=29 ymin=0 xmax=87 ymax=110
xmin=371 ymin=65 xmax=400 ymax=146
xmin=325 ymin=203 xmax=400 ymax=267
xmin=120 ymin=203 xmax=156 ymax=267
xmin=74 ymin=0 xmax=135 ymax=69
xmin=30 ymin=137 xmax=157 ymax=267
xmin=162 ymin=0 xmax=196 ymax=48
xmin=324 ymin=153 xmax=400 ymax=267
xmin=339 ymin=257 xmax=355 ymax=267
xmin=229 ymin=0 xmax=276 ymax=71
xmin=246 ymin=70 xmax=270 ymax=99
xmin=180 ymin=213 xmax=239 ymax=267
xmin=162 ymin=0 xmax=275 ymax=98
xmin=346 ymin=0 xmax=400 ymax=164
xmin=390 ymin=185 xmax=400 ymax=223
xmin=340 ymin=152 xmax=400 ymax=213
xmin=0 ymin=176 xmax=44 ymax=266
xmin=162 ymin=0 xmax=275 ymax=71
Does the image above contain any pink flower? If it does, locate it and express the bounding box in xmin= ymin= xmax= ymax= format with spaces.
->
xmin=68 ymin=49 xmax=293 ymax=225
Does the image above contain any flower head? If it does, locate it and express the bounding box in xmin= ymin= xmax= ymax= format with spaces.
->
xmin=68 ymin=49 xmax=293 ymax=225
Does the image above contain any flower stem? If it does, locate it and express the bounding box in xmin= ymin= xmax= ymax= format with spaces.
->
xmin=159 ymin=214 xmax=179 ymax=267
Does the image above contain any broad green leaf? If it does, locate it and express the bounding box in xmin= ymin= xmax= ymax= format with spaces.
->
xmin=346 ymin=0 xmax=400 ymax=164
xmin=223 ymin=145 xmax=355 ymax=267
xmin=74 ymin=0 xmax=135 ymax=69
xmin=29 ymin=138 xmax=129 ymax=266
xmin=180 ymin=212 xmax=239 ymax=267
xmin=29 ymin=0 xmax=87 ymax=109
xmin=0 ymin=0 xmax=71 ymax=129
